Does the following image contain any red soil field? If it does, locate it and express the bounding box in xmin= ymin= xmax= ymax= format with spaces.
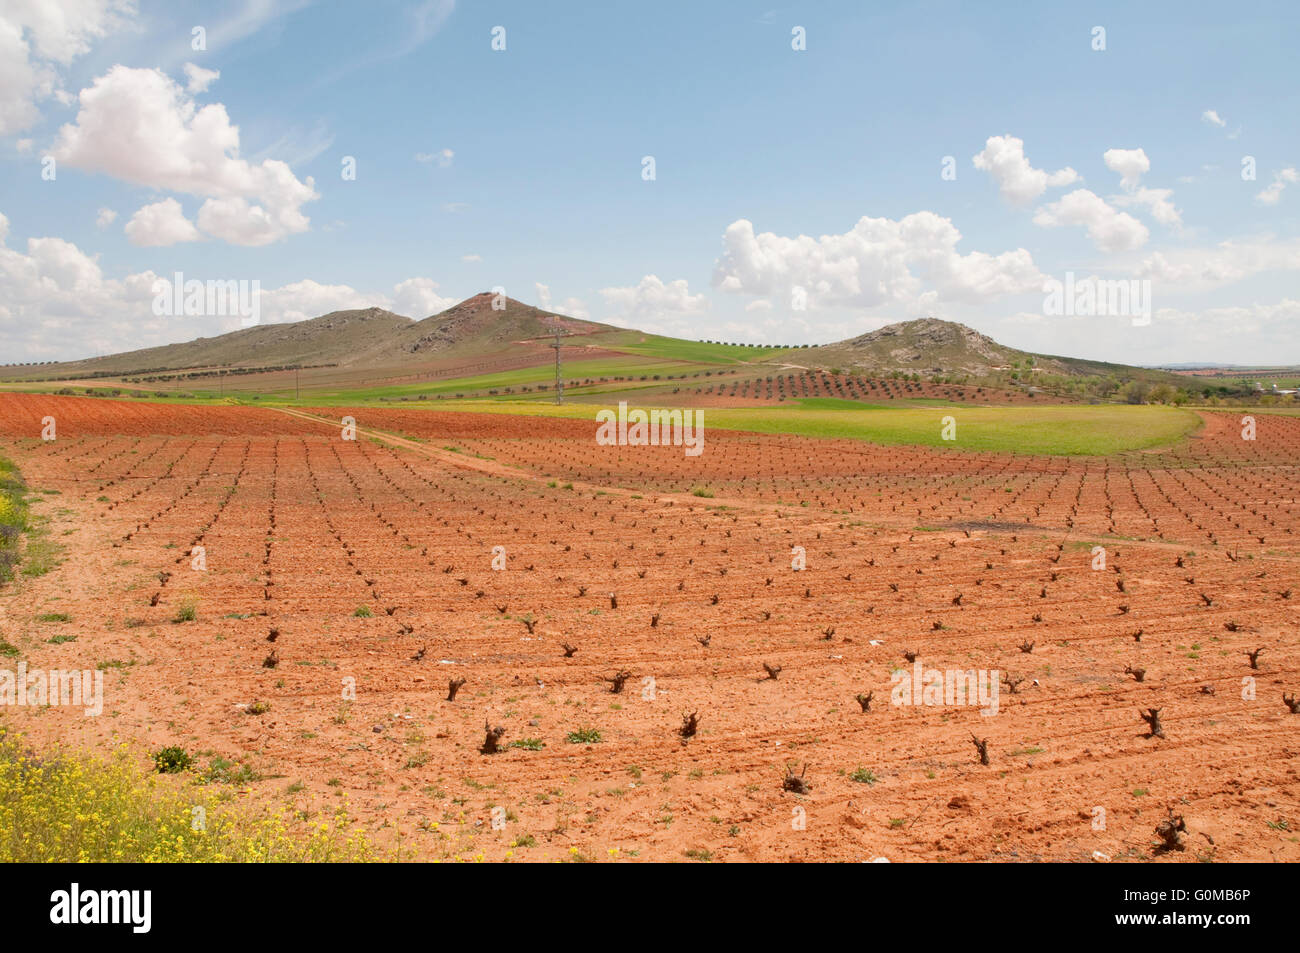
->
xmin=0 ymin=393 xmax=322 ymax=437
xmin=1 ymin=393 xmax=1297 ymax=862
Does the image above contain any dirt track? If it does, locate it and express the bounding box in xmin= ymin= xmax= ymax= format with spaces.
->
xmin=1 ymin=393 xmax=1297 ymax=862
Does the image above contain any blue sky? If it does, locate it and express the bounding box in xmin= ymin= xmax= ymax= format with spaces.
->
xmin=1 ymin=0 xmax=1297 ymax=364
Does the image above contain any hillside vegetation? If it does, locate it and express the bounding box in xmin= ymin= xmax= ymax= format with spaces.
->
xmin=0 ymin=296 xmax=1286 ymax=409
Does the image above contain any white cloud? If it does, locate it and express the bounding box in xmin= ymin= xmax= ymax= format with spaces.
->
xmin=601 ymin=274 xmax=709 ymax=331
xmin=250 ymin=277 xmax=458 ymax=324
xmin=535 ymin=282 xmax=590 ymax=320
xmin=0 ymin=211 xmax=162 ymax=360
xmin=972 ymin=135 xmax=1079 ymax=205
xmin=991 ymin=299 xmax=1300 ymax=365
xmin=0 ymin=0 xmax=135 ymax=135
xmin=1032 ymin=189 xmax=1149 ymax=252
xmin=15 ymin=138 xmax=34 ymax=153
xmin=712 ymin=213 xmax=1044 ymax=312
xmin=95 ymin=207 xmax=116 ymax=228
xmin=1098 ymin=148 xmax=1182 ymax=228
xmin=53 ymin=65 xmax=319 ymax=246
xmin=1110 ymin=187 xmax=1182 ymax=228
xmin=258 ymin=280 xmax=377 ymax=325
xmin=1103 ymin=148 xmax=1150 ymax=190
xmin=124 ymin=198 xmax=201 ymax=246
xmin=183 ymin=62 xmax=219 ymax=93
xmin=1200 ymin=109 xmax=1241 ymax=140
xmin=391 ymin=277 xmax=456 ymax=317
xmin=415 ymin=148 xmax=454 ymax=167
xmin=195 ymin=196 xmax=289 ymax=247
xmin=1145 ymin=299 xmax=1300 ymax=361
xmin=1137 ymin=237 xmax=1300 ymax=289
xmin=553 ymin=298 xmax=589 ymax=320
xmin=0 ymin=16 xmax=57 ymax=135
xmin=0 ymin=210 xmax=473 ymax=359
xmin=1256 ymin=167 xmax=1298 ymax=206
xmin=461 ymin=253 xmax=481 ymax=262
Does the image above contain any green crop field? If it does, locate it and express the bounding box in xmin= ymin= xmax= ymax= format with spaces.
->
xmin=590 ymin=331 xmax=788 ymax=364
xmin=414 ymin=399 xmax=1201 ymax=456
xmin=299 ymin=356 xmax=710 ymax=402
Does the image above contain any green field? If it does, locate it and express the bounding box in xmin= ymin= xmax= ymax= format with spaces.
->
xmin=590 ymin=331 xmax=788 ymax=364
xmin=0 ymin=355 xmax=1225 ymax=456
xmin=395 ymin=400 xmax=1201 ymax=456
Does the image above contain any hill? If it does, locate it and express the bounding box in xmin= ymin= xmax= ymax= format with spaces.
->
xmin=393 ymin=292 xmax=617 ymax=357
xmin=799 ymin=318 xmax=1037 ymax=376
xmin=0 ymin=296 xmax=621 ymax=380
xmin=22 ymin=307 xmax=415 ymax=377
xmin=0 ymin=302 xmax=1194 ymax=402
xmin=796 ymin=317 xmax=1184 ymax=387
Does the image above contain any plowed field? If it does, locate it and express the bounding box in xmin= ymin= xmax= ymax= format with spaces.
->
xmin=1 ymin=393 xmax=1297 ymax=862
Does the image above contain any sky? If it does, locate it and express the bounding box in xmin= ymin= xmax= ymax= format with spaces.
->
xmin=1 ymin=0 xmax=1298 ymax=365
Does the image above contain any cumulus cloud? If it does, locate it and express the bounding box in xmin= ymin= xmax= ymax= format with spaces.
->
xmin=253 ymin=277 xmax=459 ymax=324
xmin=258 ymin=280 xmax=377 ymax=325
xmin=1111 ymin=187 xmax=1182 ymax=228
xmin=1146 ymin=299 xmax=1300 ymax=361
xmin=95 ymin=206 xmax=117 ymax=228
xmin=53 ymin=65 xmax=319 ymax=246
xmin=1099 ymin=148 xmax=1182 ymax=228
xmin=0 ymin=209 xmax=461 ymax=360
xmin=1201 ymin=109 xmax=1226 ymax=127
xmin=0 ymin=210 xmax=161 ymax=360
xmin=124 ymin=198 xmax=201 ymax=246
xmin=535 ymin=282 xmax=589 ymax=320
xmin=554 ymin=299 xmax=590 ymax=320
xmin=1256 ymin=167 xmax=1298 ymax=206
xmin=1097 ymin=148 xmax=1180 ymax=230
xmin=183 ymin=62 xmax=219 ymax=93
xmin=600 ymin=275 xmax=709 ymax=331
xmin=1032 ymin=189 xmax=1149 ymax=252
xmin=1103 ymin=148 xmax=1150 ymax=190
xmin=991 ymin=298 xmax=1300 ymax=365
xmin=712 ymin=213 xmax=1044 ymax=313
xmin=972 ymin=135 xmax=1079 ymax=205
xmin=1137 ymin=237 xmax=1300 ymax=290
xmin=391 ymin=277 xmax=456 ymax=317
xmin=0 ymin=17 xmax=57 ymax=135
xmin=0 ymin=0 xmax=134 ymax=135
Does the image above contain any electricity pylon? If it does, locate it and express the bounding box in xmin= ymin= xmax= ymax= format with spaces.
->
xmin=550 ymin=330 xmax=566 ymax=404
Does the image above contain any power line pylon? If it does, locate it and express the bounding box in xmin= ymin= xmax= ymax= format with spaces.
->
xmin=550 ymin=330 xmax=565 ymax=404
